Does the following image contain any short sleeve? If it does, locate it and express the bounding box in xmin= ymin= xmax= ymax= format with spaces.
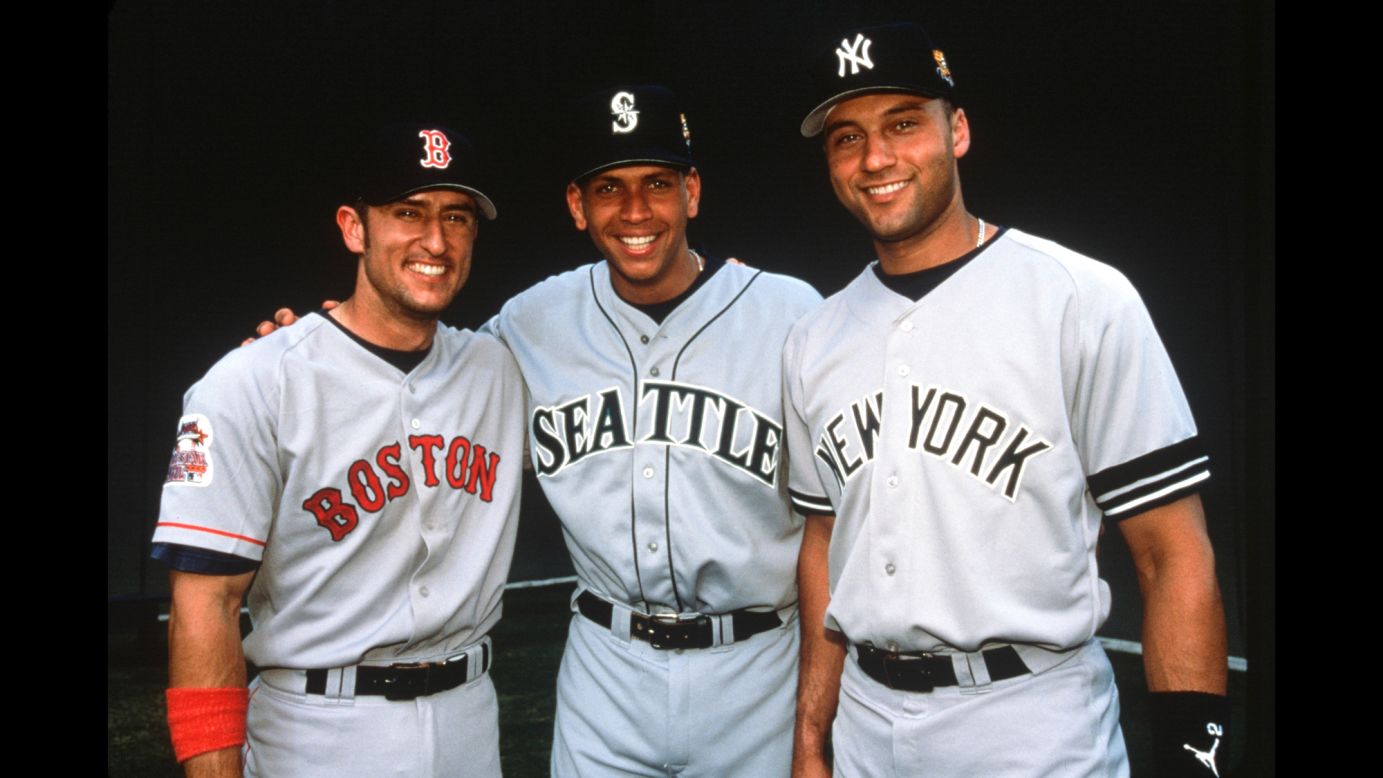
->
xmin=1072 ymin=271 xmax=1210 ymax=520
xmin=783 ymin=324 xmax=836 ymax=517
xmin=152 ymin=350 xmax=282 ymax=559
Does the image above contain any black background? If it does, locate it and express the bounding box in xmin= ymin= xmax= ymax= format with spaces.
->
xmin=109 ymin=0 xmax=1274 ymax=765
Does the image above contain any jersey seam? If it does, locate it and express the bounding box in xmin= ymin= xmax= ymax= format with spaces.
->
xmin=589 ymin=265 xmax=649 ymax=609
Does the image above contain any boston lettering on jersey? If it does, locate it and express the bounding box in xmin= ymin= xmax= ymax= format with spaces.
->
xmin=302 ymin=434 xmax=503 ymax=541
xmin=532 ymin=381 xmax=783 ymax=485
xmin=815 ymin=384 xmax=1053 ymax=501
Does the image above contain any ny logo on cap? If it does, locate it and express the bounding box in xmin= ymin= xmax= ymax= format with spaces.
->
xmin=611 ymin=91 xmax=639 ymax=134
xmin=418 ymin=129 xmax=452 ymax=169
xmin=836 ymin=33 xmax=874 ymax=77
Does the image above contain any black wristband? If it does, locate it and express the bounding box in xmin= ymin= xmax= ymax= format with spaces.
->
xmin=1148 ymin=691 xmax=1230 ymax=777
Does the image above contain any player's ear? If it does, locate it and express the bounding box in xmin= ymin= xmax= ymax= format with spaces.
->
xmin=950 ymin=107 xmax=971 ymax=160
xmin=336 ymin=205 xmax=367 ymax=254
xmin=565 ymin=183 xmax=588 ymax=231
xmin=683 ymin=167 xmax=701 ymax=220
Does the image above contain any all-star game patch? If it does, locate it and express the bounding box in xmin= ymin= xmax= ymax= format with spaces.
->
xmin=165 ymin=413 xmax=214 ymax=487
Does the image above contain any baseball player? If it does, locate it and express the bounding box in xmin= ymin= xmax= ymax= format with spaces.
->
xmin=784 ymin=23 xmax=1230 ymax=778
xmin=252 ymin=88 xmax=823 ymax=777
xmin=485 ymin=85 xmax=821 ymax=777
xmin=152 ymin=123 xmax=524 ymax=777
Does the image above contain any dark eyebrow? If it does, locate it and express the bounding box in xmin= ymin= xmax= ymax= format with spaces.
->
xmin=441 ymin=202 xmax=478 ymax=215
xmin=822 ymin=116 xmax=862 ymax=138
xmin=883 ymin=99 xmax=930 ymax=116
xmin=824 ymin=98 xmax=933 ymax=136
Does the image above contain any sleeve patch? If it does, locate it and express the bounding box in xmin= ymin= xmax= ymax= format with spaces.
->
xmin=165 ymin=413 xmax=215 ymax=487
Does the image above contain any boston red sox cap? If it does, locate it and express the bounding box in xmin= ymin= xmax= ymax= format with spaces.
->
xmin=566 ymin=85 xmax=695 ymax=183
xmin=801 ymin=22 xmax=957 ymax=137
xmin=351 ymin=122 xmax=497 ymax=219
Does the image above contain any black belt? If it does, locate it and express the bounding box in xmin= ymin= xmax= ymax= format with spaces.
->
xmin=576 ymin=590 xmax=782 ymax=650
xmin=854 ymin=643 xmax=1029 ymax=693
xmin=305 ymin=643 xmax=490 ymax=701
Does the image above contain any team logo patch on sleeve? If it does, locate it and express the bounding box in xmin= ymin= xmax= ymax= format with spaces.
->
xmin=165 ymin=413 xmax=214 ymax=487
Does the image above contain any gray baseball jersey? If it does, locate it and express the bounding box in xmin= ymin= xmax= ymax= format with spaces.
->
xmin=485 ymin=258 xmax=821 ymax=776
xmin=154 ymin=312 xmax=525 ymax=670
xmin=489 ymin=260 xmax=820 ymax=614
xmin=783 ymin=228 xmax=1210 ymax=653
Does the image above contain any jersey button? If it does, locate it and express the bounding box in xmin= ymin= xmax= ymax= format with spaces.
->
xmin=643 ymin=466 xmax=654 ymax=478
xmin=648 ymin=542 xmax=658 ymax=553
xmin=886 ymin=475 xmax=899 ymax=488
xmin=408 ymin=383 xmax=417 ymax=394
xmin=640 ymin=335 xmax=650 ymax=344
xmin=897 ymin=365 xmax=910 ymax=377
xmin=884 ymin=563 xmax=896 ymax=576
xmin=410 ymin=418 xmax=421 ymax=430
xmin=419 ymin=586 xmax=431 ymax=597
xmin=900 ymin=320 xmax=914 ymax=332
xmin=650 ymin=366 xmax=661 ymax=377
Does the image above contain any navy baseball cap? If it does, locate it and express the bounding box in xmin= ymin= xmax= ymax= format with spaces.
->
xmin=801 ymin=23 xmax=957 ymax=137
xmin=566 ymin=85 xmax=695 ymax=183
xmin=351 ymin=122 xmax=497 ymax=219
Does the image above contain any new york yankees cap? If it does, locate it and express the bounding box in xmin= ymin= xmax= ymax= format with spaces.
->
xmin=801 ymin=22 xmax=957 ymax=137
xmin=351 ymin=122 xmax=497 ymax=219
xmin=566 ymin=85 xmax=695 ymax=183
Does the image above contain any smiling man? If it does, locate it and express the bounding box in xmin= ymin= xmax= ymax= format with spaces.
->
xmin=152 ymin=123 xmax=523 ymax=778
xmin=484 ymin=85 xmax=822 ymax=777
xmin=783 ymin=23 xmax=1230 ymax=778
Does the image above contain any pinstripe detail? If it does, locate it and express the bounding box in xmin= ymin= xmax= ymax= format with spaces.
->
xmin=156 ymin=521 xmax=267 ymax=546
xmin=1100 ymin=469 xmax=1210 ymax=520
xmin=788 ymin=488 xmax=833 ymax=514
xmin=1094 ymin=455 xmax=1210 ymax=503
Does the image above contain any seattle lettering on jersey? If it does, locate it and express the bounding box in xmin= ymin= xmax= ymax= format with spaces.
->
xmin=531 ymin=381 xmax=783 ymax=486
xmin=815 ymin=385 xmax=1053 ymax=501
xmin=302 ymin=433 xmax=503 ymax=541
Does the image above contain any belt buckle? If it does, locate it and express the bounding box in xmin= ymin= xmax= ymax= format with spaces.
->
xmin=641 ymin=612 xmax=713 ymax=650
xmin=382 ymin=661 xmax=432 ymax=701
xmin=883 ymin=651 xmax=936 ymax=693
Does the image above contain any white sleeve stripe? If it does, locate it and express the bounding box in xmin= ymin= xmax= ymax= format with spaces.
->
xmin=790 ymin=494 xmax=834 ymax=513
xmin=1102 ymin=470 xmax=1210 ymax=518
xmin=1093 ymin=455 xmax=1211 ymax=503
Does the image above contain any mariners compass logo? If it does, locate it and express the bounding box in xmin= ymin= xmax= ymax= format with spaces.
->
xmin=165 ymin=413 xmax=214 ymax=487
xmin=836 ymin=33 xmax=874 ymax=77
xmin=610 ymin=91 xmax=639 ymax=134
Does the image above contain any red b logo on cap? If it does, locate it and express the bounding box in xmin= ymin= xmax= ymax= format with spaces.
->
xmin=418 ymin=130 xmax=451 ymax=169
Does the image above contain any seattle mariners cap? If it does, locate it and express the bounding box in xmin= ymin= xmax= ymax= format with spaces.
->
xmin=801 ymin=22 xmax=957 ymax=137
xmin=351 ymin=122 xmax=497 ymax=219
xmin=566 ymin=85 xmax=695 ymax=183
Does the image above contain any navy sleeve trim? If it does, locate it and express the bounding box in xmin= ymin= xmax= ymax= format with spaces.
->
xmin=788 ymin=487 xmax=834 ymax=516
xmin=151 ymin=542 xmax=260 ymax=575
xmin=1087 ymin=437 xmax=1211 ymax=521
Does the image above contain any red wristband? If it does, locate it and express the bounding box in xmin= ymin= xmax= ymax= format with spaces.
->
xmin=166 ymin=687 xmax=248 ymax=763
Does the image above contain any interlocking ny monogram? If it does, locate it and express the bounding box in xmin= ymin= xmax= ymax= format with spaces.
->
xmin=836 ymin=33 xmax=874 ymax=77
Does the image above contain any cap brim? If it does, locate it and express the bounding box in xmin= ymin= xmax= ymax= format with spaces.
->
xmin=800 ymin=85 xmax=950 ymax=137
xmin=395 ymin=183 xmax=498 ymax=220
xmin=573 ymin=153 xmax=696 ymax=184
